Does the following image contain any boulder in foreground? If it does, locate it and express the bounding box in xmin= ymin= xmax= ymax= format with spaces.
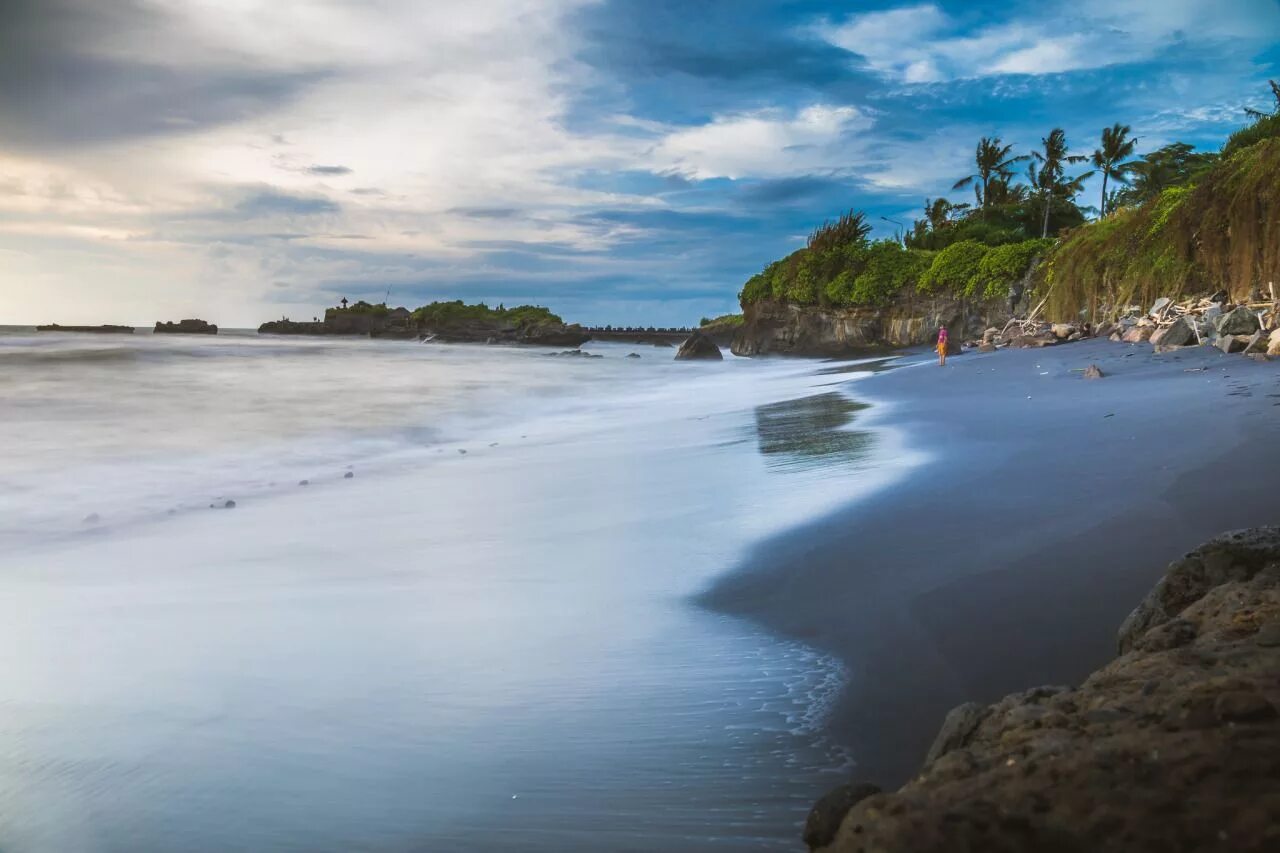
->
xmin=807 ymin=526 xmax=1280 ymax=853
xmin=675 ymin=332 xmax=723 ymax=360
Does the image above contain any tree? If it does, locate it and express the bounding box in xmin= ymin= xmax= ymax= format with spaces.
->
xmin=1113 ymin=143 xmax=1219 ymax=207
xmin=1243 ymin=79 xmax=1280 ymax=119
xmin=952 ymin=137 xmax=1029 ymax=218
xmin=1090 ymin=123 xmax=1138 ymax=217
xmin=1029 ymin=128 xmax=1090 ymax=237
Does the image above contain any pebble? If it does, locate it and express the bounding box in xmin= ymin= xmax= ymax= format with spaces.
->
xmin=299 ymin=479 xmax=309 ymax=486
xmin=224 ymin=500 xmax=236 ymax=509
xmin=344 ymin=471 xmax=354 ymax=479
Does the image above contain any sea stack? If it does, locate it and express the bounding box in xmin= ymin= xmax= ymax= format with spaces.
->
xmin=674 ymin=331 xmax=723 ymax=360
xmin=154 ymin=319 xmax=218 ymax=335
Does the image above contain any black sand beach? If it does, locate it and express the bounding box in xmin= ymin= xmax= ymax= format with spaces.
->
xmin=704 ymin=338 xmax=1280 ymax=786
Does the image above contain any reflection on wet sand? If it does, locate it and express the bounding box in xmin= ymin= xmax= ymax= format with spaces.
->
xmin=752 ymin=392 xmax=873 ymax=472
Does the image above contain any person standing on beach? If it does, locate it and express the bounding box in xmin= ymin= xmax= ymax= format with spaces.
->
xmin=936 ymin=325 xmax=949 ymax=366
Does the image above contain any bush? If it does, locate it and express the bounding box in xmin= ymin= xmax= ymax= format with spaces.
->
xmin=848 ymin=241 xmax=933 ymax=305
xmin=918 ymin=240 xmax=990 ymax=295
xmin=973 ymin=238 xmax=1054 ymax=299
xmin=1222 ymin=112 xmax=1280 ymax=159
xmin=411 ymin=301 xmax=563 ymax=328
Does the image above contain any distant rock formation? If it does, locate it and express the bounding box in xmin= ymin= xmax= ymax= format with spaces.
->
xmin=259 ymin=301 xmax=590 ymax=346
xmin=674 ymin=331 xmax=723 ymax=360
xmin=805 ymin=526 xmax=1280 ymax=853
xmin=154 ymin=319 xmax=217 ymax=335
xmin=36 ymin=324 xmax=134 ymax=334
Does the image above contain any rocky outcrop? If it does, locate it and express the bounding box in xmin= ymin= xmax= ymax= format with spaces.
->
xmin=807 ymin=526 xmax=1280 ymax=853
xmin=154 ymin=319 xmax=217 ymax=335
xmin=423 ymin=318 xmax=590 ymax=347
xmin=36 ymin=324 xmax=134 ymax=334
xmin=675 ymin=331 xmax=724 ymax=360
xmin=731 ymin=294 xmax=1010 ymax=357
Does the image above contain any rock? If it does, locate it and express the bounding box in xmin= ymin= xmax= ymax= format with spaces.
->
xmin=1149 ymin=316 xmax=1197 ymax=348
xmin=1094 ymin=322 xmax=1116 ymax=338
xmin=298 ymin=479 xmax=309 ymax=486
xmin=1208 ymin=289 xmax=1229 ymax=304
xmin=1147 ymin=296 xmax=1172 ymax=317
xmin=344 ymin=471 xmax=354 ymax=479
xmin=922 ymin=702 xmax=988 ymax=767
xmin=36 ymin=324 xmax=135 ymax=334
xmin=1066 ymin=331 xmax=1083 ymax=342
xmin=223 ymin=499 xmax=236 ymax=509
xmin=809 ymin=526 xmax=1280 ymax=853
xmin=1249 ymin=352 xmax=1271 ymax=362
xmin=1008 ymin=335 xmax=1056 ymax=349
xmin=977 ymin=342 xmax=996 ymax=353
xmin=154 ymin=319 xmax=218 ymax=335
xmin=1109 ymin=331 xmax=1123 ymax=342
xmin=626 ymin=353 xmax=641 ymax=358
xmin=982 ymin=327 xmax=1000 ymax=344
xmin=1242 ymin=330 xmax=1266 ymax=354
xmin=1117 ymin=526 xmax=1280 ymax=653
xmin=1217 ymin=334 xmax=1248 ymax=354
xmin=1121 ymin=326 xmax=1153 ymax=343
xmin=674 ymin=331 xmax=723 ymax=361
xmin=1051 ymin=323 xmax=1077 ymax=340
xmin=1083 ymin=364 xmax=1104 ymax=379
xmin=653 ymin=340 xmax=673 ymax=348
xmin=803 ymin=783 xmax=881 ymax=851
xmin=1216 ymin=305 xmax=1260 ymax=335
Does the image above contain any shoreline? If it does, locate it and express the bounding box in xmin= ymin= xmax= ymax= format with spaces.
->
xmin=702 ymin=338 xmax=1280 ymax=786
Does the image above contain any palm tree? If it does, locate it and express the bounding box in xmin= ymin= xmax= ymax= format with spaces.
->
xmin=952 ymin=137 xmax=1029 ymax=218
xmin=1030 ymin=128 xmax=1090 ymax=237
xmin=1090 ymin=123 xmax=1138 ymax=217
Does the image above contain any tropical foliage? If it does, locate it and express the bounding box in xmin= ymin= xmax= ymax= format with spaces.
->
xmin=411 ymin=301 xmax=563 ymax=328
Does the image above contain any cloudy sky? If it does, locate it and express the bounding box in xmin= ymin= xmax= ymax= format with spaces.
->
xmin=2 ymin=0 xmax=1278 ymax=326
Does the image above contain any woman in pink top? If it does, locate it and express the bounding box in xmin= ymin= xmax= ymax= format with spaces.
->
xmin=936 ymin=325 xmax=949 ymax=366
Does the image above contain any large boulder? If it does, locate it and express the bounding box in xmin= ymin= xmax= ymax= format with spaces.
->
xmin=1121 ymin=326 xmax=1154 ymax=343
xmin=1216 ymin=305 xmax=1260 ymax=335
xmin=1050 ymin=323 xmax=1077 ymax=340
xmin=1268 ymin=329 xmax=1280 ymax=357
xmin=1149 ymin=316 xmax=1197 ymax=348
xmin=675 ymin=331 xmax=723 ymax=360
xmin=807 ymin=526 xmax=1280 ymax=853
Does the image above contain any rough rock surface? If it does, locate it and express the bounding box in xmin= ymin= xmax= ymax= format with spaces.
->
xmin=154 ymin=318 xmax=217 ymax=335
xmin=808 ymin=527 xmax=1280 ymax=853
xmin=1082 ymin=364 xmax=1104 ymax=379
xmin=674 ymin=331 xmax=723 ymax=360
xmin=731 ymin=294 xmax=1011 ymax=357
xmin=1217 ymin=305 xmax=1261 ymax=336
xmin=1148 ymin=316 xmax=1196 ymax=347
xmin=1121 ymin=326 xmax=1154 ymax=343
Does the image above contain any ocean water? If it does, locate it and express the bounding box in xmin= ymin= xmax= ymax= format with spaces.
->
xmin=0 ymin=328 xmax=917 ymax=852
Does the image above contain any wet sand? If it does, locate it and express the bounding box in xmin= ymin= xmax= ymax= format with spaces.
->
xmin=704 ymin=338 xmax=1280 ymax=787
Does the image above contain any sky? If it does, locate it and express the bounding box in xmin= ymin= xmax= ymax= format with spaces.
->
xmin=1 ymin=0 xmax=1278 ymax=327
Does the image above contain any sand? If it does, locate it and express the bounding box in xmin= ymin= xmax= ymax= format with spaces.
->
xmin=704 ymin=338 xmax=1280 ymax=786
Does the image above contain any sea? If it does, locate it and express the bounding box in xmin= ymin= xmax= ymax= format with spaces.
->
xmin=0 ymin=327 xmax=919 ymax=852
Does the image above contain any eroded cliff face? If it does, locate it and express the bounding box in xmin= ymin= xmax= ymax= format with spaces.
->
xmin=730 ymin=294 xmax=1011 ymax=357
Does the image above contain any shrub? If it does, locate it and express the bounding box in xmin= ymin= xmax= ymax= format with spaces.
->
xmin=848 ymin=241 xmax=933 ymax=305
xmin=973 ymin=238 xmax=1054 ymax=300
xmin=918 ymin=240 xmax=990 ymax=295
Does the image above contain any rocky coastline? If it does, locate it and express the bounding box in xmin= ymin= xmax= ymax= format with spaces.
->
xmin=258 ymin=303 xmax=590 ymax=346
xmin=804 ymin=526 xmax=1280 ymax=852
xmin=730 ymin=292 xmax=1013 ymax=357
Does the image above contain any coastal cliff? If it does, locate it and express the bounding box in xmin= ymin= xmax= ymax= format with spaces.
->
xmin=731 ymin=295 xmax=1008 ymax=357
xmin=805 ymin=527 xmax=1280 ymax=852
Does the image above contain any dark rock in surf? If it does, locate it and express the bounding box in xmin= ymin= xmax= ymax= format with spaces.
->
xmin=674 ymin=332 xmax=723 ymax=361
xmin=155 ymin=319 xmax=218 ymax=335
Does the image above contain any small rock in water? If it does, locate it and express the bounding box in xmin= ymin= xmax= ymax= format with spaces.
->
xmin=344 ymin=471 xmax=354 ymax=479
xmin=626 ymin=352 xmax=641 ymax=358
xmin=458 ymin=449 xmax=467 ymax=455
xmin=489 ymin=442 xmax=499 ymax=447
xmin=82 ymin=513 xmax=100 ymax=524
xmin=1083 ymin=364 xmax=1104 ymax=380
xmin=299 ymin=479 xmax=309 ymax=486
xmin=224 ymin=499 xmax=236 ymax=509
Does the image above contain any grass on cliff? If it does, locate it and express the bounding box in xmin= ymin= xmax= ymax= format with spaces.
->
xmin=1038 ymin=138 xmax=1280 ymax=321
xmin=740 ymin=231 xmax=1048 ymax=310
xmin=411 ymin=301 xmax=564 ymax=328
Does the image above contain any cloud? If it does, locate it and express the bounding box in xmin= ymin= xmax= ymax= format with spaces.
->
xmin=815 ymin=0 xmax=1280 ymax=84
xmin=649 ymin=105 xmax=873 ymax=179
xmin=234 ymin=189 xmax=340 ymax=217
xmin=306 ymin=165 xmax=353 ymax=176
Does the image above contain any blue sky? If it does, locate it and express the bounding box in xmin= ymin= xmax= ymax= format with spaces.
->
xmin=1 ymin=0 xmax=1278 ymax=326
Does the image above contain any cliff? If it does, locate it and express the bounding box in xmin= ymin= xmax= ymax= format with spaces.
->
xmin=731 ymin=294 xmax=1009 ymax=357
xmin=805 ymin=526 xmax=1280 ymax=853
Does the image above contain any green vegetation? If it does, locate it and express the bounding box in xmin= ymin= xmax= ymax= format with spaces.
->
xmin=699 ymin=313 xmax=744 ymax=328
xmin=737 ymin=80 xmax=1280 ymax=323
xmin=410 ymin=301 xmax=563 ymax=328
xmin=334 ymin=300 xmax=390 ymax=317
